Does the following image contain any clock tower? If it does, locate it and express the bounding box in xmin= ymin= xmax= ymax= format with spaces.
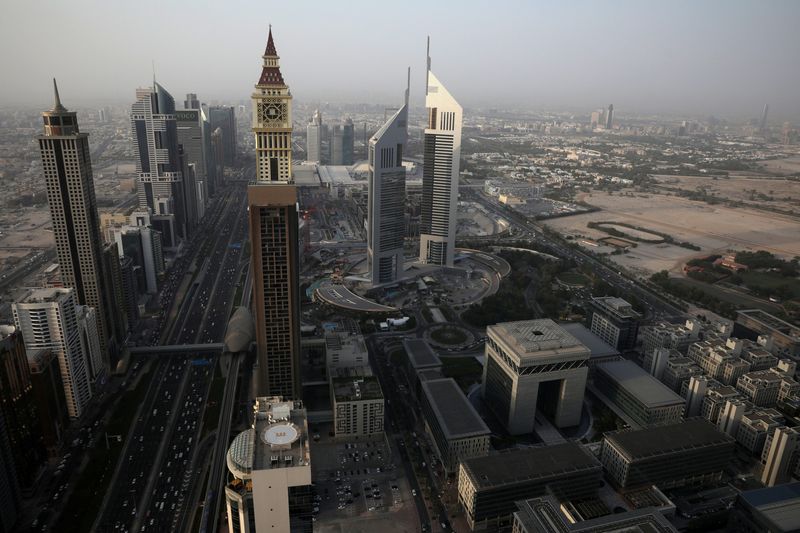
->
xmin=248 ymin=27 xmax=301 ymax=400
xmin=252 ymin=26 xmax=293 ymax=183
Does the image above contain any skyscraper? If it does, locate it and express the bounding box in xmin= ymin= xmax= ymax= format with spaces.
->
xmin=13 ymin=288 xmax=93 ymax=419
xmin=38 ymin=79 xmax=113 ymax=366
xmin=306 ymin=109 xmax=322 ymax=163
xmin=419 ymin=41 xmax=462 ymax=267
xmin=330 ymin=118 xmax=354 ymax=165
xmin=759 ymin=103 xmax=769 ymax=132
xmin=184 ymin=92 xmax=200 ymax=110
xmin=249 ymin=27 xmax=301 ymax=399
xmin=0 ymin=411 xmax=20 ymax=533
xmin=176 ymin=107 xmax=212 ymax=224
xmin=0 ymin=326 xmax=46 ymax=490
xmin=367 ymin=72 xmax=409 ymax=286
xmin=131 ymin=82 xmax=188 ymax=248
xmin=605 ymin=103 xmax=614 ymax=129
xmin=209 ymin=105 xmax=237 ymax=166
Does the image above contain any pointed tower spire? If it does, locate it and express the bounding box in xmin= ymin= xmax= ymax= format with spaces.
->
xmin=265 ymin=24 xmax=278 ymax=56
xmin=257 ymin=25 xmax=285 ymax=86
xmin=426 ymin=36 xmax=431 ymax=96
xmin=52 ymin=78 xmax=67 ymax=112
xmin=405 ymin=67 xmax=411 ymax=107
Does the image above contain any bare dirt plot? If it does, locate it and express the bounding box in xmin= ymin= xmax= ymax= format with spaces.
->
xmin=651 ymin=173 xmax=800 ymax=213
xmin=755 ymin=156 xmax=800 ymax=176
xmin=545 ymin=192 xmax=800 ymax=276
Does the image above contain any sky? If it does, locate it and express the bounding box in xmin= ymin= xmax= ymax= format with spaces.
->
xmin=3 ymin=0 xmax=799 ymax=119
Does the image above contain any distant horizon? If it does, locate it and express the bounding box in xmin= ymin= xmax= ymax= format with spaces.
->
xmin=3 ymin=0 xmax=799 ymax=121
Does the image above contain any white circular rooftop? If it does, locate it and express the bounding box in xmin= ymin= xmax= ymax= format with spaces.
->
xmin=263 ymin=422 xmax=298 ymax=446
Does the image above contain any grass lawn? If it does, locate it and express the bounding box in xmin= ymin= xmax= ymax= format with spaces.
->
xmin=430 ymin=326 xmax=468 ymax=346
xmin=739 ymin=271 xmax=800 ymax=299
xmin=671 ymin=277 xmax=783 ymax=313
xmin=54 ymin=361 xmax=156 ymax=533
xmin=556 ymin=271 xmax=590 ymax=287
xmin=441 ymin=357 xmax=483 ymax=392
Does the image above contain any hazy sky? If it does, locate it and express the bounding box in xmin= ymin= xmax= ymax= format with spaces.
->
xmin=3 ymin=0 xmax=799 ymax=119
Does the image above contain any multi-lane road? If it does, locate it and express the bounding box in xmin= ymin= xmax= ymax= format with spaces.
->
xmin=95 ymin=181 xmax=248 ymax=533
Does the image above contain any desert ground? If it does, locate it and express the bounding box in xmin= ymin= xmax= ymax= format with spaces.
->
xmin=545 ymin=191 xmax=800 ymax=277
xmin=651 ymin=173 xmax=800 ymax=213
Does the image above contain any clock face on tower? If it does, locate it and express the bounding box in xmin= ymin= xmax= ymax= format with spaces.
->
xmin=258 ymin=101 xmax=286 ymax=124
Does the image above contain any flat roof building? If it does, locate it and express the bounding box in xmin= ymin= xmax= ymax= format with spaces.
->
xmin=589 ymin=297 xmax=640 ymax=351
xmin=736 ymin=309 xmax=800 ymax=358
xmin=512 ymin=496 xmax=678 ymax=533
xmin=330 ymin=374 xmax=384 ymax=440
xmin=600 ymin=418 xmax=735 ymax=489
xmin=458 ymin=442 xmax=602 ymax=531
xmin=594 ymin=360 xmax=684 ymax=428
xmin=420 ymin=378 xmax=490 ymax=473
xmin=640 ymin=320 xmax=702 ymax=358
xmin=225 ymin=397 xmax=312 ymax=533
xmin=483 ymin=319 xmax=589 ymax=434
xmin=727 ymin=482 xmax=800 ymax=533
xmin=325 ymin=331 xmax=367 ymax=370
xmin=560 ymin=323 xmax=621 ymax=372
xmin=402 ymin=338 xmax=443 ymax=399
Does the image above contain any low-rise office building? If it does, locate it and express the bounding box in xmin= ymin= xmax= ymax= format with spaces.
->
xmin=736 ymin=369 xmax=796 ymax=408
xmin=420 ymin=378 xmax=490 ymax=473
xmin=588 ymin=297 xmax=640 ymax=352
xmin=330 ymin=373 xmax=384 ymax=440
xmin=727 ymin=481 xmax=800 ymax=533
xmin=735 ymin=309 xmax=800 ymax=358
xmin=458 ymin=442 xmax=602 ymax=531
xmin=512 ymin=496 xmax=678 ymax=533
xmin=640 ymin=320 xmax=702 ymax=359
xmin=594 ymin=360 xmax=684 ymax=427
xmin=600 ymin=418 xmax=735 ymax=489
xmin=701 ymin=384 xmax=743 ymax=425
xmin=402 ymin=338 xmax=443 ymax=400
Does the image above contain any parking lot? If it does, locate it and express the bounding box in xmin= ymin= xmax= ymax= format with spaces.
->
xmin=311 ymin=434 xmax=421 ymax=531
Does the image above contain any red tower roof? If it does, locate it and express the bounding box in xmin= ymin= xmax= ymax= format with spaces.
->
xmin=257 ymin=27 xmax=285 ymax=86
xmin=264 ymin=27 xmax=278 ymax=56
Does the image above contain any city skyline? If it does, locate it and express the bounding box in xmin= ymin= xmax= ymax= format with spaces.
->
xmin=3 ymin=1 xmax=800 ymax=119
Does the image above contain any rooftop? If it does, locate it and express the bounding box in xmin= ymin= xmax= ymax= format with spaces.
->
xmin=403 ymin=338 xmax=442 ymax=369
xmin=560 ymin=323 xmax=620 ymax=360
xmin=738 ymin=482 xmax=800 ymax=532
xmin=489 ymin=319 xmax=589 ymax=362
xmin=737 ymin=309 xmax=800 ymax=338
xmin=226 ymin=397 xmax=310 ymax=480
xmin=604 ymin=418 xmax=735 ymax=461
xmin=332 ymin=375 xmax=384 ymax=402
xmin=591 ymin=296 xmax=640 ymax=320
xmin=421 ymin=378 xmax=489 ymax=440
xmin=461 ymin=442 xmax=600 ymax=490
xmin=514 ymin=496 xmax=677 ymax=532
xmin=17 ymin=287 xmax=71 ymax=304
xmin=596 ymin=360 xmax=685 ymax=408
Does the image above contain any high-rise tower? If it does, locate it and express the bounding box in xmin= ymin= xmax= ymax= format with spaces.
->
xmin=249 ymin=27 xmax=301 ymax=399
xmin=367 ymin=71 xmax=409 ymax=286
xmin=759 ymin=103 xmax=769 ymax=132
xmin=419 ymin=40 xmax=462 ymax=268
xmin=131 ymin=82 xmax=188 ymax=249
xmin=605 ymin=104 xmax=614 ymax=130
xmin=306 ymin=109 xmax=323 ymax=163
xmin=38 ymin=80 xmax=113 ymax=367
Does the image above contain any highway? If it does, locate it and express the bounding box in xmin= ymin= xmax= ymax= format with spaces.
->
xmin=94 ymin=181 xmax=248 ymax=533
xmin=462 ymin=188 xmax=687 ymax=322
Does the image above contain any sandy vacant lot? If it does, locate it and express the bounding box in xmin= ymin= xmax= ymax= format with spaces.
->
xmin=546 ymin=191 xmax=800 ymax=277
xmin=651 ymin=173 xmax=800 ymax=213
xmin=756 ymin=156 xmax=800 ymax=176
